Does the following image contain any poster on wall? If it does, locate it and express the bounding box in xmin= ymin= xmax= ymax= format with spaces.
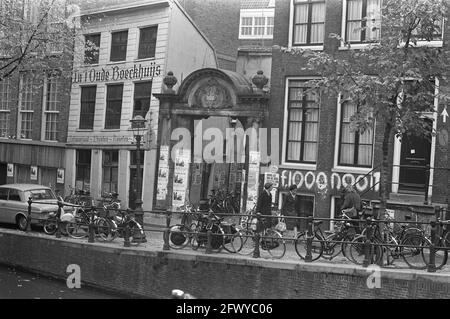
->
xmin=172 ymin=149 xmax=191 ymax=209
xmin=156 ymin=145 xmax=170 ymax=201
xmin=7 ymin=163 xmax=13 ymax=177
xmin=57 ymin=168 xmax=65 ymax=184
xmin=30 ymin=166 xmax=38 ymax=181
xmin=246 ymin=151 xmax=260 ymax=211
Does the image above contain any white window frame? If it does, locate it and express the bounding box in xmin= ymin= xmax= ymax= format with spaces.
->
xmin=288 ymin=0 xmax=326 ymax=50
xmin=41 ymin=75 xmax=60 ymax=141
xmin=391 ymin=78 xmax=438 ymax=198
xmin=340 ymin=0 xmax=382 ymax=50
xmin=0 ymin=78 xmax=11 ymax=138
xmin=333 ymin=94 xmax=376 ymax=175
xmin=239 ymin=9 xmax=274 ymax=39
xmin=18 ymin=74 xmax=34 ymax=140
xmin=400 ymin=19 xmax=445 ymax=48
xmin=281 ymin=77 xmax=320 ymax=171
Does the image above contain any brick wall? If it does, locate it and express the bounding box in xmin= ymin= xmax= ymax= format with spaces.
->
xmin=0 ymin=230 xmax=449 ymax=299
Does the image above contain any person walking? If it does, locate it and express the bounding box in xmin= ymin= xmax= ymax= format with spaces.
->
xmin=255 ymin=182 xmax=273 ymax=231
xmin=281 ymin=184 xmax=298 ymax=233
xmin=340 ymin=184 xmax=363 ymax=232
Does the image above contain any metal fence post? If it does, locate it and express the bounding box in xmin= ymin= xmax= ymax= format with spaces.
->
xmin=305 ymin=216 xmax=313 ymax=262
xmin=253 ymin=213 xmax=262 ymax=258
xmin=427 ymin=220 xmax=437 ymax=273
xmin=363 ymin=217 xmax=373 ymax=267
xmin=55 ymin=200 xmax=63 ymax=238
xmin=88 ymin=208 xmax=95 ymax=243
xmin=163 ymin=211 xmax=171 ymax=251
xmin=124 ymin=224 xmax=131 ymax=247
xmin=26 ymin=197 xmax=32 ymax=232
xmin=424 ymin=165 xmax=430 ymax=205
xmin=205 ymin=229 xmax=213 ymax=254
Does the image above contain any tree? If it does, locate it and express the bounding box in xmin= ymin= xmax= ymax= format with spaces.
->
xmin=278 ymin=0 xmax=449 ymax=214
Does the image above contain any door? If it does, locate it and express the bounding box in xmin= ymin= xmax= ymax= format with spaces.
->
xmin=0 ymin=163 xmax=6 ymax=185
xmin=399 ymin=133 xmax=432 ymax=193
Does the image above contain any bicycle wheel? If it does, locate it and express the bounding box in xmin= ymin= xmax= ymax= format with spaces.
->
xmin=238 ymin=229 xmax=255 ymax=256
xmin=261 ymin=229 xmax=285 ymax=259
xmin=190 ymin=224 xmax=203 ymax=250
xmin=321 ymin=233 xmax=342 ymax=260
xmin=401 ymin=234 xmax=429 ymax=269
xmin=295 ymin=232 xmax=323 ymax=261
xmin=348 ymin=235 xmax=383 ymax=265
xmin=43 ymin=218 xmax=57 ymax=235
xmin=95 ymin=218 xmax=113 ymax=242
xmin=66 ymin=220 xmax=89 ymax=239
xmin=210 ymin=224 xmax=224 ymax=253
xmin=223 ymin=230 xmax=244 ymax=253
xmin=169 ymin=224 xmax=191 ymax=249
xmin=129 ymin=223 xmax=144 ymax=246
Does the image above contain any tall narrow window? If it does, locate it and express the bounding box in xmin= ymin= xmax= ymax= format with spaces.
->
xmin=110 ymin=30 xmax=128 ymax=62
xmin=292 ymin=0 xmax=326 ymax=46
xmin=133 ymin=81 xmax=152 ymax=118
xmin=79 ymin=86 xmax=96 ymax=129
xmin=102 ymin=150 xmax=118 ymax=194
xmin=105 ymin=84 xmax=123 ymax=129
xmin=266 ymin=17 xmax=274 ymax=36
xmin=0 ymin=78 xmax=11 ymax=138
xmin=345 ymin=0 xmax=381 ymax=43
xmin=75 ymin=149 xmax=91 ymax=191
xmin=84 ymin=34 xmax=100 ymax=64
xmin=138 ymin=26 xmax=158 ymax=59
xmin=44 ymin=74 xmax=60 ymax=141
xmin=19 ymin=73 xmax=34 ymax=139
xmin=338 ymin=100 xmax=374 ymax=167
xmin=285 ymin=80 xmax=319 ymax=164
xmin=241 ymin=17 xmax=253 ymax=36
xmin=254 ymin=17 xmax=266 ymax=36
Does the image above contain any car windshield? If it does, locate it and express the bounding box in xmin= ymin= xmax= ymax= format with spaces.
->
xmin=25 ymin=189 xmax=56 ymax=201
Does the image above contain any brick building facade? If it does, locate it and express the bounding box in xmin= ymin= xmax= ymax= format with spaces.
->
xmin=268 ymin=0 xmax=450 ymax=226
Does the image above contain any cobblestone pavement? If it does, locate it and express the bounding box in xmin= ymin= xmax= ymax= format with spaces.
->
xmin=4 ymin=223 xmax=449 ymax=274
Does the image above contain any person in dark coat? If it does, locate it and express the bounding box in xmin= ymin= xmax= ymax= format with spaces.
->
xmin=255 ymin=182 xmax=273 ymax=230
xmin=281 ymin=185 xmax=297 ymax=230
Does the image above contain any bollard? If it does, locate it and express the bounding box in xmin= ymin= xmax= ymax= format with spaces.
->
xmin=163 ymin=211 xmax=171 ymax=251
xmin=205 ymin=229 xmax=213 ymax=254
xmin=363 ymin=217 xmax=373 ymax=267
xmin=427 ymin=220 xmax=437 ymax=273
xmin=88 ymin=209 xmax=95 ymax=243
xmin=253 ymin=232 xmax=261 ymax=258
xmin=26 ymin=197 xmax=32 ymax=232
xmin=55 ymin=200 xmax=63 ymax=238
xmin=305 ymin=216 xmax=313 ymax=262
xmin=124 ymin=224 xmax=131 ymax=247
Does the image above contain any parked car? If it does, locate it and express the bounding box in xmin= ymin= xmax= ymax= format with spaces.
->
xmin=0 ymin=184 xmax=64 ymax=230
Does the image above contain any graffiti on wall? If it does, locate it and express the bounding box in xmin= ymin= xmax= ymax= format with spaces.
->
xmin=279 ymin=170 xmax=380 ymax=196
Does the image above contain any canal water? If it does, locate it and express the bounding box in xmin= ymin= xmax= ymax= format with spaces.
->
xmin=0 ymin=264 xmax=127 ymax=299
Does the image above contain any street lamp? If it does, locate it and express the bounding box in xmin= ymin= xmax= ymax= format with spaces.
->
xmin=130 ymin=114 xmax=148 ymax=243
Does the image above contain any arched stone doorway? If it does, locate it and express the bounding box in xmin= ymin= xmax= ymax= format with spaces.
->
xmin=153 ymin=68 xmax=269 ymax=213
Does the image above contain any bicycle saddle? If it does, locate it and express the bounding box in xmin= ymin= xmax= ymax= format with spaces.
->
xmin=313 ymin=220 xmax=323 ymax=226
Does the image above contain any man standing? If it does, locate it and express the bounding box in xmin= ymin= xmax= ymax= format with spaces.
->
xmin=281 ymin=184 xmax=298 ymax=232
xmin=255 ymin=182 xmax=273 ymax=230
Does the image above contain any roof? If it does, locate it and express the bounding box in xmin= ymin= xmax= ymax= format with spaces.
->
xmin=0 ymin=184 xmax=52 ymax=191
xmin=241 ymin=0 xmax=273 ymax=9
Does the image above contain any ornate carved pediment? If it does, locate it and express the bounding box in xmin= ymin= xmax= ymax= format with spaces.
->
xmin=193 ymin=78 xmax=231 ymax=109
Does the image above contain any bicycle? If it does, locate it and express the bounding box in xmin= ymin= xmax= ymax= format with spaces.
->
xmin=168 ymin=203 xmax=199 ymax=249
xmin=294 ymin=211 xmax=357 ymax=261
xmin=65 ymin=206 xmax=111 ymax=241
xmin=237 ymin=212 xmax=286 ymax=259
xmin=101 ymin=209 xmax=145 ymax=246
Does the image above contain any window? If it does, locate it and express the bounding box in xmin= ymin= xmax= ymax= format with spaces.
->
xmin=102 ymin=150 xmax=118 ymax=194
xmin=75 ymin=150 xmax=91 ymax=191
xmin=285 ymin=80 xmax=319 ymax=164
xmin=110 ymin=30 xmax=128 ymax=62
xmin=19 ymin=74 xmax=34 ymax=139
xmin=105 ymin=84 xmax=123 ymax=129
xmin=410 ymin=18 xmax=444 ymax=43
xmin=79 ymin=86 xmax=96 ymax=129
xmin=239 ymin=9 xmax=275 ymax=39
xmin=47 ymin=22 xmax=65 ymax=53
xmin=338 ymin=100 xmax=374 ymax=167
xmin=292 ymin=0 xmax=326 ymax=46
xmin=8 ymin=189 xmax=21 ymax=201
xmin=133 ymin=81 xmax=152 ymax=118
xmin=0 ymin=78 xmax=11 ymax=138
xmin=241 ymin=17 xmax=253 ymax=36
xmin=267 ymin=17 xmax=274 ymax=36
xmin=44 ymin=74 xmax=60 ymax=141
xmin=0 ymin=188 xmax=7 ymax=200
xmin=345 ymin=0 xmax=381 ymax=43
xmin=84 ymin=34 xmax=100 ymax=64
xmin=138 ymin=26 xmax=158 ymax=59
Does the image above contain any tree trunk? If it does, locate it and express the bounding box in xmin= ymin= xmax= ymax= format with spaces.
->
xmin=379 ymin=121 xmax=393 ymax=218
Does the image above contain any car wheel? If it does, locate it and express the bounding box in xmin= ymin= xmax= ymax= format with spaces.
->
xmin=16 ymin=215 xmax=28 ymax=231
